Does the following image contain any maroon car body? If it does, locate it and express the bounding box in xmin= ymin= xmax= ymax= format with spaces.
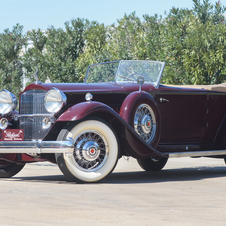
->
xmin=0 ymin=60 xmax=226 ymax=183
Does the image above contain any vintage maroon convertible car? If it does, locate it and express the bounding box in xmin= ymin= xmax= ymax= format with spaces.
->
xmin=1 ymin=60 xmax=226 ymax=183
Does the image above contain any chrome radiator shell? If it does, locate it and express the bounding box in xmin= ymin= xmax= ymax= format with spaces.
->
xmin=20 ymin=90 xmax=50 ymax=141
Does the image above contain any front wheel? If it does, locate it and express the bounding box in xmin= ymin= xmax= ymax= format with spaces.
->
xmin=55 ymin=120 xmax=119 ymax=183
xmin=0 ymin=160 xmax=25 ymax=178
xmin=137 ymin=157 xmax=168 ymax=171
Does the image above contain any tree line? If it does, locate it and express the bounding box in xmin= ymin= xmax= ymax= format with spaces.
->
xmin=0 ymin=0 xmax=226 ymax=97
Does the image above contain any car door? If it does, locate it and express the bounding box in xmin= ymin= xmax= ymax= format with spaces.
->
xmin=156 ymin=86 xmax=207 ymax=143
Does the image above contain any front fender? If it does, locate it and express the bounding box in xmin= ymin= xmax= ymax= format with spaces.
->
xmin=48 ymin=101 xmax=167 ymax=159
xmin=56 ymin=101 xmax=116 ymax=122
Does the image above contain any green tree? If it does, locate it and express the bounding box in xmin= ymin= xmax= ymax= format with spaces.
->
xmin=24 ymin=18 xmax=87 ymax=84
xmin=12 ymin=0 xmax=226 ymax=89
xmin=0 ymin=24 xmax=26 ymax=97
xmin=160 ymin=8 xmax=194 ymax=84
xmin=193 ymin=0 xmax=226 ymax=24
xmin=156 ymin=0 xmax=226 ymax=85
xmin=23 ymin=29 xmax=47 ymax=83
xmin=107 ymin=12 xmax=146 ymax=60
xmin=182 ymin=16 xmax=226 ymax=84
xmin=76 ymin=20 xmax=111 ymax=80
xmin=143 ymin=14 xmax=165 ymax=62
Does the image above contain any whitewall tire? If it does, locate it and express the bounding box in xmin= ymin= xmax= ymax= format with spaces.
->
xmin=56 ymin=120 xmax=118 ymax=183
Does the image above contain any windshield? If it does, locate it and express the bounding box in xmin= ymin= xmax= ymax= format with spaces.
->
xmin=85 ymin=61 xmax=119 ymax=83
xmin=85 ymin=60 xmax=165 ymax=88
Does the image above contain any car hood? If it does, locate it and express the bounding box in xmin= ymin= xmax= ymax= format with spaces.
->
xmin=23 ymin=82 xmax=127 ymax=93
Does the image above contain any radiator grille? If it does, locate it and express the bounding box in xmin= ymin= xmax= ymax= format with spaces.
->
xmin=20 ymin=90 xmax=49 ymax=141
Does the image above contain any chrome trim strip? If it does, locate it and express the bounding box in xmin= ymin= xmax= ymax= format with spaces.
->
xmin=168 ymin=150 xmax=226 ymax=158
xmin=14 ymin=114 xmax=54 ymax=118
xmin=155 ymin=62 xmax=165 ymax=89
xmin=114 ymin=60 xmax=122 ymax=82
xmin=0 ymin=140 xmax=74 ymax=154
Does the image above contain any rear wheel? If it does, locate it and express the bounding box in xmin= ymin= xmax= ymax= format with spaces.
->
xmin=137 ymin=157 xmax=168 ymax=171
xmin=0 ymin=160 xmax=25 ymax=178
xmin=55 ymin=120 xmax=119 ymax=183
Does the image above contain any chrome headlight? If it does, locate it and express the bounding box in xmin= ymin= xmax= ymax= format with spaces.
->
xmin=0 ymin=90 xmax=17 ymax=115
xmin=44 ymin=88 xmax=67 ymax=113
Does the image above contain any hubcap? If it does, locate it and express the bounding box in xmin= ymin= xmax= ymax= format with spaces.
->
xmin=73 ymin=130 xmax=108 ymax=172
xmin=134 ymin=104 xmax=156 ymax=143
xmin=141 ymin=115 xmax=152 ymax=133
xmin=81 ymin=141 xmax=100 ymax=162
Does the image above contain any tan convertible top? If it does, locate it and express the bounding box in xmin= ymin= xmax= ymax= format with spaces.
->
xmin=163 ymin=83 xmax=226 ymax=93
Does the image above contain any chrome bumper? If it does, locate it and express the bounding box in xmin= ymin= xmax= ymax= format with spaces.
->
xmin=0 ymin=140 xmax=74 ymax=154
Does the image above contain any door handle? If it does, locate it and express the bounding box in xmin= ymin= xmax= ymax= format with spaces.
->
xmin=160 ymin=98 xmax=169 ymax=103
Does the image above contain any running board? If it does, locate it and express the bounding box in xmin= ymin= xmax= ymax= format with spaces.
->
xmin=168 ymin=150 xmax=226 ymax=158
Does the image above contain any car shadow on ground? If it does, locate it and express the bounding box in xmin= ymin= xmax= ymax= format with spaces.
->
xmin=105 ymin=166 xmax=226 ymax=184
xmin=9 ymin=166 xmax=226 ymax=184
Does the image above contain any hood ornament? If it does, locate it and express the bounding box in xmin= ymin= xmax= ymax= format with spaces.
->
xmin=33 ymin=66 xmax=42 ymax=84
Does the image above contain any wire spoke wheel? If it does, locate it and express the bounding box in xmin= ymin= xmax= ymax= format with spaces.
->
xmin=56 ymin=120 xmax=118 ymax=183
xmin=134 ymin=104 xmax=156 ymax=144
xmin=73 ymin=130 xmax=109 ymax=172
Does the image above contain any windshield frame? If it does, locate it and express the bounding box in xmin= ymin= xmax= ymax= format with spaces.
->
xmin=84 ymin=60 xmax=165 ymax=89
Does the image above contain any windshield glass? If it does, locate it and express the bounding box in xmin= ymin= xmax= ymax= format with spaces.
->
xmin=85 ymin=60 xmax=165 ymax=87
xmin=116 ymin=61 xmax=164 ymax=84
xmin=85 ymin=61 xmax=119 ymax=83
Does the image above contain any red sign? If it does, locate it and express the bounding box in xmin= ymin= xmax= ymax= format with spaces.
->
xmin=2 ymin=129 xmax=24 ymax=141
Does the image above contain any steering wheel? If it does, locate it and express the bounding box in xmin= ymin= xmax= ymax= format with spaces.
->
xmin=128 ymin=73 xmax=153 ymax=82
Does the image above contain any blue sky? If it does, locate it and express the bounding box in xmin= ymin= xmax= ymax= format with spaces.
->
xmin=0 ymin=0 xmax=222 ymax=33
